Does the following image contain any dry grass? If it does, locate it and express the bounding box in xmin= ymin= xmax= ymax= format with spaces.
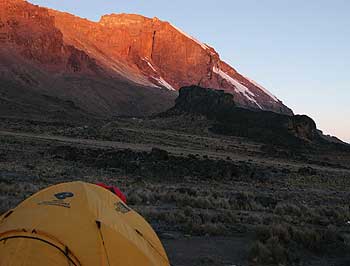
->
xmin=1 ymin=120 xmax=350 ymax=265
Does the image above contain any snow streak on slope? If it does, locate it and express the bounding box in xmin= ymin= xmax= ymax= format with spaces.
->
xmin=142 ymin=57 xmax=157 ymax=72
xmin=244 ymin=76 xmax=279 ymax=102
xmin=153 ymin=77 xmax=176 ymax=91
xmin=213 ymin=66 xmax=262 ymax=109
xmin=171 ymin=24 xmax=209 ymax=50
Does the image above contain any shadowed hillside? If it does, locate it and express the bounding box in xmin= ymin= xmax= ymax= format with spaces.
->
xmin=163 ymin=86 xmax=323 ymax=147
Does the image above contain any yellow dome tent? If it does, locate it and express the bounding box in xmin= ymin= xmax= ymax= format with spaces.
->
xmin=0 ymin=181 xmax=170 ymax=266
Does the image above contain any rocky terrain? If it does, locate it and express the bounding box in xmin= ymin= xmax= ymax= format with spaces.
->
xmin=163 ymin=86 xmax=345 ymax=148
xmin=1 ymin=121 xmax=350 ymax=266
xmin=1 ymin=1 xmax=350 ymax=266
xmin=1 ymin=87 xmax=350 ymax=265
xmin=0 ymin=0 xmax=292 ymax=120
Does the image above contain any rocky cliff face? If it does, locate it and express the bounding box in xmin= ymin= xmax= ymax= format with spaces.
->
xmin=0 ymin=0 xmax=98 ymax=72
xmin=0 ymin=0 xmax=292 ymax=119
xmin=0 ymin=0 xmax=176 ymax=119
xmin=165 ymin=86 xmax=317 ymax=145
xmin=169 ymin=86 xmax=236 ymax=115
xmin=50 ymin=10 xmax=293 ymax=115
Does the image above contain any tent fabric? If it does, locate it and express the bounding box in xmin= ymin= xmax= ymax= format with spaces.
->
xmin=0 ymin=181 xmax=169 ymax=266
xmin=95 ymin=183 xmax=127 ymax=204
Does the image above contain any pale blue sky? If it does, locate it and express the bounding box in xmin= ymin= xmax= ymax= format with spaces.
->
xmin=29 ymin=0 xmax=350 ymax=142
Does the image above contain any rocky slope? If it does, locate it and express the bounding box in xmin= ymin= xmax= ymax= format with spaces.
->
xmin=164 ymin=86 xmax=318 ymax=145
xmin=0 ymin=0 xmax=292 ymax=120
xmin=0 ymin=0 xmax=176 ymax=119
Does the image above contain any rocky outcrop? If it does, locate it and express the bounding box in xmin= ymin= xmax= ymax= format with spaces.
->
xmin=168 ymin=85 xmax=236 ymax=115
xmin=288 ymin=115 xmax=318 ymax=142
xmin=164 ymin=86 xmax=318 ymax=145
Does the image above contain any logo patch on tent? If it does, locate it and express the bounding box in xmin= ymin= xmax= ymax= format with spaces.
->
xmin=38 ymin=192 xmax=74 ymax=208
xmin=55 ymin=192 xmax=74 ymax=200
xmin=114 ymin=202 xmax=131 ymax=214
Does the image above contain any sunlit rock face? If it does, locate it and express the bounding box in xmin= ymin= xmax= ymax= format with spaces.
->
xmin=0 ymin=0 xmax=293 ymax=117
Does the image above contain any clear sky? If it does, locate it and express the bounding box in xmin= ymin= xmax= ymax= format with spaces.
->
xmin=29 ymin=0 xmax=350 ymax=143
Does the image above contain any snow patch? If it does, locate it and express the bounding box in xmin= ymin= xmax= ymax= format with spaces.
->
xmin=213 ymin=66 xmax=262 ymax=109
xmin=171 ymin=24 xmax=209 ymax=50
xmin=153 ymin=76 xmax=176 ymax=91
xmin=244 ymin=76 xmax=279 ymax=102
xmin=142 ymin=57 xmax=157 ymax=72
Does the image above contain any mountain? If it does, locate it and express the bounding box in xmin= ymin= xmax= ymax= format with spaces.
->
xmin=0 ymin=0 xmax=292 ymax=120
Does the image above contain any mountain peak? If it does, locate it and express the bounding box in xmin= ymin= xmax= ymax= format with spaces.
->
xmin=99 ymin=13 xmax=151 ymax=26
xmin=0 ymin=0 xmax=25 ymax=3
xmin=0 ymin=0 xmax=293 ymax=117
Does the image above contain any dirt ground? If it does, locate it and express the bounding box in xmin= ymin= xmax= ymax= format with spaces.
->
xmin=1 ymin=117 xmax=350 ymax=266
